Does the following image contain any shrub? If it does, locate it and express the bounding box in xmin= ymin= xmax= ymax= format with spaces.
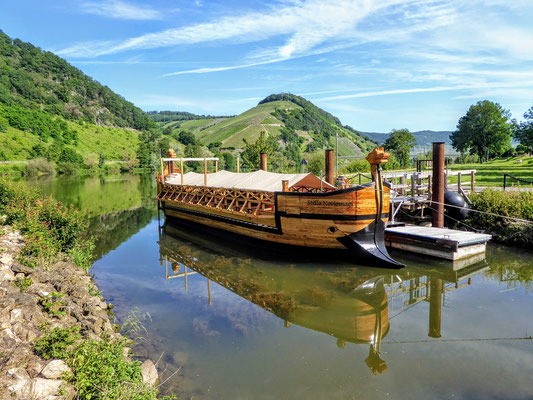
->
xmin=105 ymin=163 xmax=121 ymax=175
xmin=0 ymin=179 xmax=93 ymax=269
xmin=467 ymin=189 xmax=533 ymax=247
xmin=24 ymin=158 xmax=56 ymax=177
xmin=343 ymin=159 xmax=369 ymax=174
xmin=35 ymin=326 xmax=81 ymax=360
xmin=85 ymin=153 xmax=98 ymax=170
xmin=35 ymin=327 xmax=171 ymax=400
xmin=0 ymin=115 xmax=8 ymax=132
xmin=57 ymin=162 xmax=81 ymax=175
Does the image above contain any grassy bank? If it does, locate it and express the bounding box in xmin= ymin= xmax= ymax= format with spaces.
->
xmin=0 ymin=179 xmax=171 ymax=399
xmin=467 ymin=189 xmax=533 ymax=247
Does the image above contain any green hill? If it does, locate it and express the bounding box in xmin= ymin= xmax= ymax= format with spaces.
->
xmin=0 ymin=30 xmax=153 ymax=130
xmin=0 ymin=29 xmax=155 ymax=163
xmin=171 ymin=94 xmax=377 ymax=157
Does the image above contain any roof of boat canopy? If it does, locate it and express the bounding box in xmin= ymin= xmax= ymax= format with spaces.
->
xmin=165 ymin=170 xmax=336 ymax=192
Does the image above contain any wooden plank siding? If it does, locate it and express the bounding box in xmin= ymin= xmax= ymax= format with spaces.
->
xmin=157 ymin=181 xmax=390 ymax=249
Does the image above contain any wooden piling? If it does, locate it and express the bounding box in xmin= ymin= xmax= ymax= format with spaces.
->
xmin=431 ymin=142 xmax=445 ymax=228
xmin=325 ymin=149 xmax=335 ymax=185
xmin=260 ymin=152 xmax=268 ymax=171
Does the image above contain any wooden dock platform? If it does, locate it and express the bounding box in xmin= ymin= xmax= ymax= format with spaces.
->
xmin=385 ymin=225 xmax=491 ymax=261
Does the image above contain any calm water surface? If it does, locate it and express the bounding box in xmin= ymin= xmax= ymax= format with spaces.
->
xmin=33 ymin=175 xmax=533 ymax=399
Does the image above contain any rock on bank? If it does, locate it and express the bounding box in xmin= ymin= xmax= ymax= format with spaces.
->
xmin=0 ymin=225 xmax=158 ymax=399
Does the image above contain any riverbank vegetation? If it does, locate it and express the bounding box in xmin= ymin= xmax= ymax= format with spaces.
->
xmin=0 ymin=179 xmax=171 ymax=399
xmin=466 ymin=189 xmax=533 ymax=247
xmin=0 ymin=179 xmax=93 ymax=269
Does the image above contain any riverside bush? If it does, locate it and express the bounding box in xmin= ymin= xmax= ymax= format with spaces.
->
xmin=35 ymin=327 xmax=173 ymax=400
xmin=24 ymin=158 xmax=56 ymax=176
xmin=467 ymin=189 xmax=533 ymax=246
xmin=0 ymin=179 xmax=94 ymax=269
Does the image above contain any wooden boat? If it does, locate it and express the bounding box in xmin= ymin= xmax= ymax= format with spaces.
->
xmin=156 ymin=148 xmax=404 ymax=268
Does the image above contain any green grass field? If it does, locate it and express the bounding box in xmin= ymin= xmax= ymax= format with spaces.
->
xmin=448 ymin=156 xmax=533 ymax=187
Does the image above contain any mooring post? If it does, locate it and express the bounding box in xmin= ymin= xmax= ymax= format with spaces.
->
xmin=431 ymin=142 xmax=445 ymax=228
xmin=325 ymin=149 xmax=335 ymax=185
xmin=260 ymin=152 xmax=268 ymax=171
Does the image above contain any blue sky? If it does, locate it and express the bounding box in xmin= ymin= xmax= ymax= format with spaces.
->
xmin=1 ymin=0 xmax=532 ymax=132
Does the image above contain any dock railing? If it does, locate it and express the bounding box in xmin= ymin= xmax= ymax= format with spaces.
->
xmin=346 ymin=169 xmax=476 ymax=220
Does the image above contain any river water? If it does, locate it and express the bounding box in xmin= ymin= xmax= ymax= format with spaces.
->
xmin=32 ymin=174 xmax=533 ymax=399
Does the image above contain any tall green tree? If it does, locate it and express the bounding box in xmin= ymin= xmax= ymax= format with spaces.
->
xmin=384 ymin=129 xmax=415 ymax=168
xmin=451 ymin=100 xmax=512 ymax=162
xmin=514 ymin=106 xmax=533 ymax=154
xmin=241 ymin=131 xmax=277 ymax=170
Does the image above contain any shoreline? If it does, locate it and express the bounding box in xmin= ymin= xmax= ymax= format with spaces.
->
xmin=0 ymin=225 xmax=161 ymax=399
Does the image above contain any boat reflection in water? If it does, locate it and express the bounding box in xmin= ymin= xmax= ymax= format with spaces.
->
xmin=158 ymin=221 xmax=488 ymax=375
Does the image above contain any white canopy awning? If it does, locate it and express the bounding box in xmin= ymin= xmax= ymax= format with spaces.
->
xmin=165 ymin=170 xmax=336 ymax=192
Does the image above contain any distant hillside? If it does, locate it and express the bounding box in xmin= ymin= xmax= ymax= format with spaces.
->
xmin=147 ymin=110 xmax=230 ymax=124
xmin=0 ymin=29 xmax=153 ymax=130
xmin=170 ymin=93 xmax=377 ymax=157
xmin=361 ymin=130 xmax=454 ymax=154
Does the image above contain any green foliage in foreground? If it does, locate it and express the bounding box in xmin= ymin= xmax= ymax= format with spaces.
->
xmin=35 ymin=326 xmax=174 ymax=400
xmin=0 ymin=179 xmax=94 ymax=269
xmin=467 ymin=189 xmax=533 ymax=247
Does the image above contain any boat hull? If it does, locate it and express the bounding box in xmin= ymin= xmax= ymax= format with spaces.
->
xmin=159 ymin=182 xmax=390 ymax=250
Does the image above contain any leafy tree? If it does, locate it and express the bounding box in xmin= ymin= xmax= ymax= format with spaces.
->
xmin=384 ymin=129 xmax=415 ymax=168
xmin=58 ymin=147 xmax=83 ymax=165
xmin=451 ymin=100 xmax=512 ymax=162
xmin=241 ymin=131 xmax=277 ymax=170
xmin=222 ymin=152 xmax=236 ymax=171
xmin=514 ymin=106 xmax=533 ymax=154
xmin=178 ymin=130 xmax=196 ymax=146
xmin=306 ymin=152 xmax=325 ymax=176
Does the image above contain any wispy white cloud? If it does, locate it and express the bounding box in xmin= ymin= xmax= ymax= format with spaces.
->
xmin=59 ymin=0 xmax=412 ymax=58
xmin=318 ymin=81 xmax=533 ymax=101
xmin=80 ymin=0 xmax=162 ymax=20
xmin=163 ymin=58 xmax=289 ymax=76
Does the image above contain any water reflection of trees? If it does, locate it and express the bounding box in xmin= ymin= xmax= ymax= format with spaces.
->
xmin=484 ymin=245 xmax=533 ymax=291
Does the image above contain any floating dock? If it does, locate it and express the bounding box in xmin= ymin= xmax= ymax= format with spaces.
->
xmin=385 ymin=225 xmax=491 ymax=261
